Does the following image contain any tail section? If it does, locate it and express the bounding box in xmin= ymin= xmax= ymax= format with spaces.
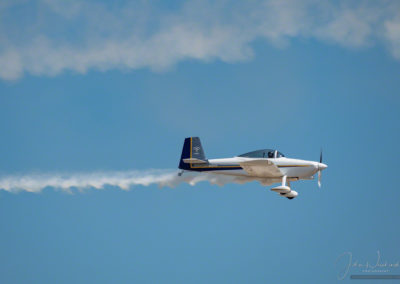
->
xmin=178 ymin=137 xmax=207 ymax=170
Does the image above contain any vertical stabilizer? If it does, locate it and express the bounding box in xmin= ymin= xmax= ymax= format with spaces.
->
xmin=178 ymin=137 xmax=206 ymax=170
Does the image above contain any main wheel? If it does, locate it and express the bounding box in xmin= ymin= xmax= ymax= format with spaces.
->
xmin=287 ymin=197 xmax=294 ymax=200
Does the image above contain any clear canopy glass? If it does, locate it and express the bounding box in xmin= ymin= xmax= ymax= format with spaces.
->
xmin=238 ymin=149 xmax=284 ymax=158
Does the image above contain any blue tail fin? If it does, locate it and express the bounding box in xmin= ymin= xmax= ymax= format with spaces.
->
xmin=178 ymin=137 xmax=206 ymax=170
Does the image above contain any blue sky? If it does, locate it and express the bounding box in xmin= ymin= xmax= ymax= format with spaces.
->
xmin=1 ymin=1 xmax=400 ymax=283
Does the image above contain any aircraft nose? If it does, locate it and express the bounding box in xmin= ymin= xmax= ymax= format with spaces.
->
xmin=318 ymin=163 xmax=328 ymax=170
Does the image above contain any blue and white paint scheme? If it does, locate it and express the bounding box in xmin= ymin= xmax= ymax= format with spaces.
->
xmin=178 ymin=137 xmax=327 ymax=199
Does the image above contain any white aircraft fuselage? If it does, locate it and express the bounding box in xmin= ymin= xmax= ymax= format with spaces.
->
xmin=205 ymin=157 xmax=323 ymax=178
xmin=178 ymin=137 xmax=328 ymax=199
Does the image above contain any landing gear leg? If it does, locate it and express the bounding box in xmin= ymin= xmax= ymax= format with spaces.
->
xmin=178 ymin=170 xmax=184 ymax=176
xmin=282 ymin=175 xmax=287 ymax=187
xmin=271 ymin=175 xmax=291 ymax=193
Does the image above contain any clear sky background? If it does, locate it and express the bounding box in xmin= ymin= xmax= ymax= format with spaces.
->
xmin=0 ymin=1 xmax=400 ymax=283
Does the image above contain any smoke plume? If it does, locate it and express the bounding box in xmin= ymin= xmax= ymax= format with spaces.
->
xmin=0 ymin=169 xmax=248 ymax=193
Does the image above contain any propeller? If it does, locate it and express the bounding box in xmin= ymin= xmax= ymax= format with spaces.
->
xmin=318 ymin=169 xmax=322 ymax=188
xmin=317 ymin=148 xmax=325 ymax=188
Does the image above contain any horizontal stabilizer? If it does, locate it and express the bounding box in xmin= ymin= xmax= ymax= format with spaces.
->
xmin=183 ymin=158 xmax=208 ymax=164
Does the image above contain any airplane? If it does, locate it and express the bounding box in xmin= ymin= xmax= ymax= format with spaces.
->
xmin=178 ymin=137 xmax=327 ymax=199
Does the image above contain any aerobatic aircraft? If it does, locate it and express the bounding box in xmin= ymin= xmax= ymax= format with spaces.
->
xmin=178 ymin=137 xmax=327 ymax=199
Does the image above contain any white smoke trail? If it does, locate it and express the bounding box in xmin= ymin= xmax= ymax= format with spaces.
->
xmin=0 ymin=169 xmax=244 ymax=193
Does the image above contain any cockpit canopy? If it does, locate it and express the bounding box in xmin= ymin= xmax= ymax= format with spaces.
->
xmin=238 ymin=149 xmax=285 ymax=158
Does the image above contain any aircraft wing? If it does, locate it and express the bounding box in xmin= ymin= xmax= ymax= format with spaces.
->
xmin=239 ymin=159 xmax=282 ymax=178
